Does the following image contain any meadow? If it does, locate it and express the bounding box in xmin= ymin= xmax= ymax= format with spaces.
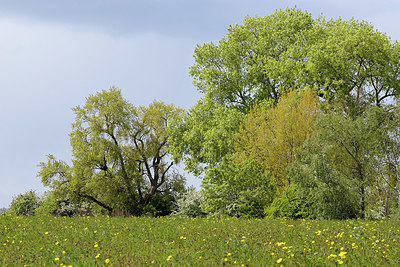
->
xmin=0 ymin=215 xmax=399 ymax=266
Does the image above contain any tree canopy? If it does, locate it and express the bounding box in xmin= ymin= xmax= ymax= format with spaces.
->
xmin=190 ymin=7 xmax=400 ymax=113
xmin=168 ymin=7 xmax=400 ymax=218
xmin=38 ymin=88 xmax=184 ymax=215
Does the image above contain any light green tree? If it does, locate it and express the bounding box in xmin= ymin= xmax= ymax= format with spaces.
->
xmin=38 ymin=88 xmax=184 ymax=215
xmin=235 ymin=88 xmax=320 ymax=193
xmin=289 ymin=104 xmax=400 ymax=219
xmin=168 ymin=95 xmax=244 ymax=176
xmin=169 ymin=8 xmax=400 ymax=200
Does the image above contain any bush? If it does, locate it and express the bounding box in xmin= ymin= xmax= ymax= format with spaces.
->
xmin=8 ymin=190 xmax=41 ymax=216
xmin=141 ymin=193 xmax=176 ymax=217
xmin=35 ymin=191 xmax=58 ymax=216
xmin=366 ymin=201 xmax=386 ymax=220
xmin=173 ymin=189 xmax=206 ymax=217
xmin=265 ymin=185 xmax=311 ymax=219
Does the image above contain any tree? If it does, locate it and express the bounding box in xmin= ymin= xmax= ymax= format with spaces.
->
xmin=235 ymin=88 xmax=320 ymax=193
xmin=168 ymin=95 xmax=244 ymax=176
xmin=196 ymin=89 xmax=319 ymax=218
xmin=189 ymin=8 xmax=315 ymax=112
xmin=169 ymin=8 xmax=400 ymax=194
xmin=38 ymin=88 xmax=184 ymax=215
xmin=289 ymin=104 xmax=400 ymax=219
xmin=190 ymin=8 xmax=400 ymax=112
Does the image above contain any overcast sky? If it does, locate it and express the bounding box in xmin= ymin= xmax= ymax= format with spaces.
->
xmin=1 ymin=0 xmax=400 ymax=208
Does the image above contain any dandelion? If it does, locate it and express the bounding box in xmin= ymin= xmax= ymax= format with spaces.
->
xmin=167 ymin=255 xmax=172 ymax=261
xmin=339 ymin=251 xmax=347 ymax=259
xmin=105 ymin=259 xmax=110 ymax=264
xmin=55 ymin=257 xmax=59 ymax=261
xmin=337 ymin=260 xmax=344 ymax=264
xmin=95 ymin=254 xmax=100 ymax=259
xmin=224 ymin=258 xmax=228 ymax=262
xmin=277 ymin=258 xmax=283 ymax=263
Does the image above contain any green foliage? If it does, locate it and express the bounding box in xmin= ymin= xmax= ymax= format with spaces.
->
xmin=169 ymin=8 xmax=400 ymax=220
xmin=0 ymin=208 xmax=6 ymax=216
xmin=38 ymin=88 xmax=184 ymax=215
xmin=141 ymin=193 xmax=175 ymax=217
xmin=235 ymin=88 xmax=320 ymax=193
xmin=201 ymin=157 xmax=275 ymax=218
xmin=35 ymin=191 xmax=59 ymax=216
xmin=265 ymin=185 xmax=311 ymax=219
xmin=173 ymin=189 xmax=206 ymax=218
xmin=289 ymin=105 xmax=400 ymax=219
xmin=190 ymin=7 xmax=400 ymax=110
xmin=7 ymin=190 xmax=41 ymax=216
xmin=189 ymin=8 xmax=315 ymax=111
xmin=168 ymin=96 xmax=244 ymax=176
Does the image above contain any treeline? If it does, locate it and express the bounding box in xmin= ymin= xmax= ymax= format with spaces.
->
xmin=6 ymin=8 xmax=400 ymax=219
xmin=168 ymin=7 xmax=400 ymax=220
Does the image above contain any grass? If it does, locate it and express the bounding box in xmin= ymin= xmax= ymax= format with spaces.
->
xmin=0 ymin=215 xmax=399 ymax=266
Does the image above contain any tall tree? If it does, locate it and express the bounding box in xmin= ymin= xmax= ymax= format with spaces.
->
xmin=170 ymin=7 xmax=400 ymax=186
xmin=289 ymin=104 xmax=400 ymax=219
xmin=189 ymin=8 xmax=315 ymax=112
xmin=235 ymin=88 xmax=321 ymax=192
xmin=38 ymin=88 xmax=184 ymax=215
xmin=168 ymin=95 xmax=244 ymax=176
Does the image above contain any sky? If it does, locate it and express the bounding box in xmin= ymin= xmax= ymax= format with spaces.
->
xmin=1 ymin=0 xmax=400 ymax=208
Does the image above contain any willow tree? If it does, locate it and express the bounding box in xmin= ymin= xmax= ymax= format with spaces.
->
xmin=38 ymin=88 xmax=184 ymax=215
xmin=289 ymin=104 xmax=400 ymax=219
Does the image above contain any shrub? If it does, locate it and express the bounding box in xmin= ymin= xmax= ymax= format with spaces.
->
xmin=141 ymin=193 xmax=176 ymax=217
xmin=7 ymin=190 xmax=41 ymax=216
xmin=265 ymin=185 xmax=311 ymax=219
xmin=173 ymin=189 xmax=206 ymax=217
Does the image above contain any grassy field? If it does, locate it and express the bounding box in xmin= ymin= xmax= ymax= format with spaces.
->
xmin=0 ymin=215 xmax=399 ymax=266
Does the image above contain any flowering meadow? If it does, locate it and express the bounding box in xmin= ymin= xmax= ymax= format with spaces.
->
xmin=1 ymin=215 xmax=399 ymax=266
